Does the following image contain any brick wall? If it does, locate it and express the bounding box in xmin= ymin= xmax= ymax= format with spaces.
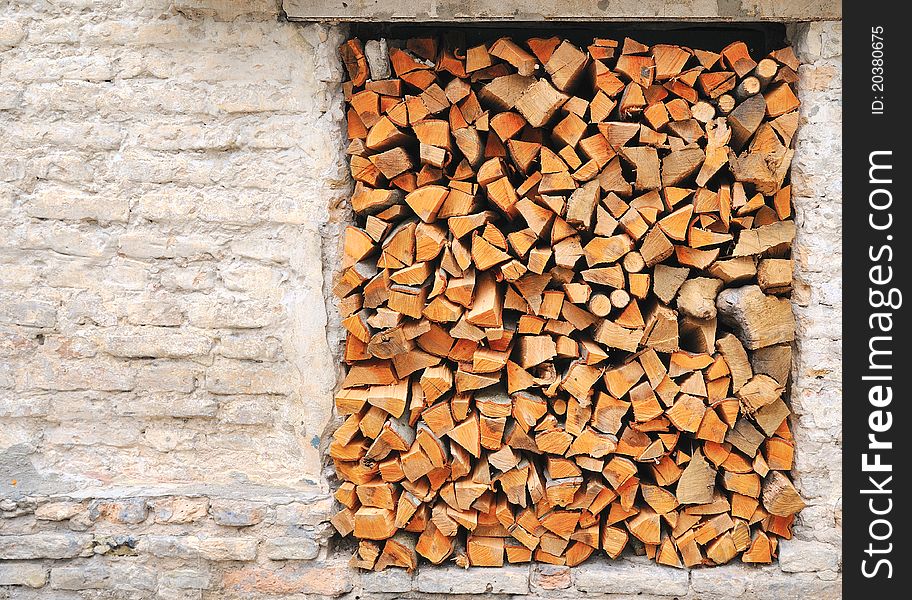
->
xmin=0 ymin=1 xmax=841 ymax=597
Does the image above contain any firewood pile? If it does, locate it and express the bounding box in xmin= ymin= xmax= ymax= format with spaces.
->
xmin=331 ymin=32 xmax=805 ymax=570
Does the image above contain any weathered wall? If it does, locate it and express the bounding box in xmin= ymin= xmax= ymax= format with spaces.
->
xmin=0 ymin=0 xmax=841 ymax=597
xmin=0 ymin=0 xmax=356 ymax=596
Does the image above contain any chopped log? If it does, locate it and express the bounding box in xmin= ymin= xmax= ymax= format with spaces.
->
xmin=716 ymin=285 xmax=796 ymax=350
xmin=545 ymin=41 xmax=588 ymax=91
xmin=515 ymin=79 xmax=569 ymax=128
xmin=762 ymin=472 xmax=806 ymax=516
xmin=341 ymin=39 xmax=370 ymax=87
xmin=677 ymin=277 xmax=723 ymax=320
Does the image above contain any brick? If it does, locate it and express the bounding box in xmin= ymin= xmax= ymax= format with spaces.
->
xmin=45 ymin=421 xmax=142 ymax=447
xmin=572 ymin=557 xmax=689 ymax=596
xmin=26 ymin=186 xmax=129 ymax=223
xmin=0 ymin=295 xmax=57 ymax=328
xmin=0 ymin=563 xmax=48 ymax=588
xmin=205 ymin=359 xmax=295 ymax=395
xmin=135 ymin=361 xmax=201 ymax=393
xmin=748 ymin=570 xmax=841 ymax=599
xmin=63 ymin=291 xmax=116 ymax=327
xmin=0 ymin=82 xmax=22 ymax=109
xmin=103 ymin=326 xmax=212 ymax=359
xmin=222 ymin=561 xmax=353 ymax=597
xmin=112 ymin=393 xmax=218 ymax=418
xmin=23 ymin=222 xmax=112 ymax=258
xmin=186 ymin=297 xmax=279 ymax=329
xmin=118 ymin=231 xmax=223 ymax=260
xmin=20 ymin=357 xmax=135 ymax=392
xmin=0 ymin=533 xmax=92 ymax=559
xmin=208 ymin=499 xmax=266 ymax=527
xmin=142 ymin=424 xmax=197 ymax=452
xmin=230 ymin=235 xmax=294 ymax=264
xmin=170 ymin=0 xmax=281 ymax=21
xmin=148 ymin=497 xmax=210 ymax=524
xmin=4 ymin=54 xmax=114 ymax=83
xmin=219 ymin=262 xmax=284 ymax=295
xmin=121 ymin=296 xmax=185 ymax=326
xmin=217 ymin=334 xmax=282 ymax=361
xmin=262 ymin=536 xmax=320 ymax=560
xmin=0 ymin=394 xmax=50 ymax=418
xmin=138 ymin=187 xmax=265 ymax=225
xmin=160 ymin=264 xmax=218 ymax=291
xmin=7 ymin=119 xmax=123 ymax=151
xmin=0 ymin=264 xmax=40 ymax=289
xmin=416 ymin=564 xmax=530 ymax=594
xmin=41 ymin=334 xmax=98 ymax=359
xmin=218 ymin=395 xmax=278 ymax=425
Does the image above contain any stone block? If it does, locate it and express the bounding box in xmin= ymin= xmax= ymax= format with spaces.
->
xmin=572 ymin=558 xmax=689 ymax=596
xmin=779 ymin=540 xmax=840 ymax=573
xmin=0 ymin=534 xmax=92 ymax=560
xmin=25 ymin=186 xmax=129 ymax=223
xmin=531 ymin=564 xmax=571 ymax=590
xmin=148 ymin=497 xmax=210 ymax=524
xmin=50 ymin=564 xmax=156 ymax=591
xmin=416 ymin=564 xmax=530 ymax=594
xmin=261 ymin=536 xmax=320 ymax=560
xmin=222 ymin=560 xmax=353 ymax=596
xmin=205 ymin=359 xmax=295 ymax=395
xmin=88 ymin=498 xmax=148 ymax=524
xmin=161 ymin=568 xmax=212 ymax=590
xmin=208 ymin=499 xmax=266 ymax=527
xmin=103 ymin=326 xmax=212 ymax=359
xmin=35 ymin=501 xmax=84 ymax=521
xmin=0 ymin=563 xmax=48 ymax=588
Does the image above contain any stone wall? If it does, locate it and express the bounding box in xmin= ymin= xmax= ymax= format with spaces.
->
xmin=0 ymin=1 xmax=841 ymax=597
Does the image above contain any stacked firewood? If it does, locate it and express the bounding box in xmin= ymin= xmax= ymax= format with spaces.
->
xmin=331 ymin=33 xmax=804 ymax=570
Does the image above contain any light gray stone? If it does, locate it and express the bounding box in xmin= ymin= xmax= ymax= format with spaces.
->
xmin=691 ymin=565 xmax=756 ymax=597
xmin=416 ymin=564 xmax=530 ymax=594
xmin=35 ymin=501 xmax=84 ymax=521
xmin=208 ymin=499 xmax=266 ymax=527
xmin=161 ymin=568 xmax=212 ymax=590
xmin=779 ymin=540 xmax=840 ymax=573
xmin=261 ymin=536 xmax=320 ymax=560
xmin=572 ymin=558 xmax=689 ymax=596
xmin=103 ymin=327 xmax=212 ymax=359
xmin=50 ymin=564 xmax=157 ymax=591
xmin=364 ymin=39 xmax=391 ymax=80
xmin=148 ymin=497 xmax=210 ymax=524
xmin=0 ymin=534 xmax=92 ymax=559
xmin=0 ymin=563 xmax=48 ymax=588
xmin=362 ymin=567 xmax=413 ymax=593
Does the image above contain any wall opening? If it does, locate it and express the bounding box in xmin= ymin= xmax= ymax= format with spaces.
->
xmin=330 ymin=22 xmax=805 ymax=572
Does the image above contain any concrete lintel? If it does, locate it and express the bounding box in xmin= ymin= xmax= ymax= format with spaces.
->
xmin=283 ymin=0 xmax=841 ymax=23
